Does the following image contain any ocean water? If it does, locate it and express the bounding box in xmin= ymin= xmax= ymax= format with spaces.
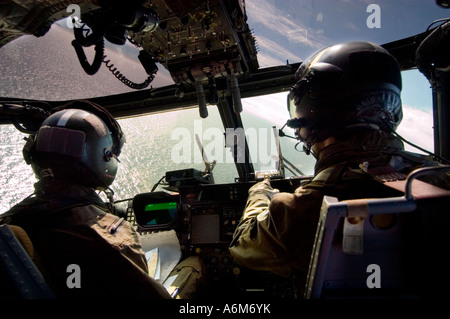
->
xmin=0 ymin=124 xmax=37 ymax=214
xmin=0 ymin=23 xmax=314 ymax=215
xmin=0 ymin=104 xmax=314 ymax=215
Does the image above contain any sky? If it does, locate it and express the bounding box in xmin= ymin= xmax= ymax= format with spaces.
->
xmin=245 ymin=0 xmax=449 ymax=65
xmin=241 ymin=0 xmax=445 ymax=154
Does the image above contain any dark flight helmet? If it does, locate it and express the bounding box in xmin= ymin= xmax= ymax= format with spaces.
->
xmin=287 ymin=41 xmax=403 ymax=152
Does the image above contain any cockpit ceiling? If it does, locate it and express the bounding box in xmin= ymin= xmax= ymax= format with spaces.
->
xmin=0 ymin=0 xmax=91 ymax=46
xmin=0 ymin=0 xmax=259 ymax=86
xmin=132 ymin=0 xmax=259 ymax=85
xmin=1 ymin=0 xmax=449 ymax=104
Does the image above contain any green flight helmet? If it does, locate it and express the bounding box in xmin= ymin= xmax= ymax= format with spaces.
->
xmin=25 ymin=107 xmax=124 ymax=190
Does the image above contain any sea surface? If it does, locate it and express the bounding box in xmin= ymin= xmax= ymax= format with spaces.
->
xmin=0 ymin=23 xmax=314 ymax=215
xmin=0 ymin=106 xmax=313 ymax=215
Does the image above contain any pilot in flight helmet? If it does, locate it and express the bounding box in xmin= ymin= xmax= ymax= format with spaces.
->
xmin=23 ymin=103 xmax=125 ymax=190
xmin=287 ymin=41 xmax=403 ymax=154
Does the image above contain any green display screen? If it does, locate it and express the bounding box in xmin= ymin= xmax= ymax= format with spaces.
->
xmin=145 ymin=202 xmax=177 ymax=212
xmin=143 ymin=201 xmax=177 ymax=225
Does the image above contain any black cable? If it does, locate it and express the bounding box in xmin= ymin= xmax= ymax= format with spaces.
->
xmin=102 ymin=54 xmax=156 ymax=90
xmin=426 ymin=17 xmax=450 ymax=33
xmin=113 ymin=198 xmax=133 ymax=204
xmin=73 ymin=22 xmax=104 ymax=46
xmin=392 ymin=130 xmax=450 ymax=164
xmin=379 ymin=118 xmax=450 ymax=164
xmin=151 ymin=176 xmax=166 ymax=192
xmin=71 ymin=38 xmax=105 ymax=76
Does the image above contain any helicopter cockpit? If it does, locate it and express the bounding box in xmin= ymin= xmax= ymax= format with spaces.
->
xmin=1 ymin=0 xmax=450 ymax=303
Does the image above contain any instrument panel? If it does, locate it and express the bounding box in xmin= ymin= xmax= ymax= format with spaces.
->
xmin=129 ymin=0 xmax=259 ymax=86
xmin=177 ymin=182 xmax=249 ymax=296
xmin=130 ymin=177 xmax=306 ymax=298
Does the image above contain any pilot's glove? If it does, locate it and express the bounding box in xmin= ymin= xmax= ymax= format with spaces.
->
xmin=248 ymin=176 xmax=279 ymax=200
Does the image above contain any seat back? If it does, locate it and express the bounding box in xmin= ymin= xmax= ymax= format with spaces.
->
xmin=304 ymin=166 xmax=450 ymax=299
xmin=0 ymin=224 xmax=55 ymax=299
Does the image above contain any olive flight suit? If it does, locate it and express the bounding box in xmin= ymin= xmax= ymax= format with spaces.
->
xmin=1 ymin=178 xmax=171 ymax=298
xmin=229 ymin=130 xmax=448 ymax=287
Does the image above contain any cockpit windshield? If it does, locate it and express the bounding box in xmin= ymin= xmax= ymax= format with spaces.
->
xmin=0 ymin=0 xmax=448 ymax=213
xmin=0 ymin=23 xmax=174 ymax=101
xmin=2 ymin=1 xmax=450 ymax=304
xmin=1 ymin=0 xmax=447 ymax=100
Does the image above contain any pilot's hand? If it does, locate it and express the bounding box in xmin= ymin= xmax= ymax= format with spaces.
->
xmin=248 ymin=176 xmax=279 ymax=199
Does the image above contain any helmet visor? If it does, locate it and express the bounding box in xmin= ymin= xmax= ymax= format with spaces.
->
xmin=287 ymin=90 xmax=297 ymax=120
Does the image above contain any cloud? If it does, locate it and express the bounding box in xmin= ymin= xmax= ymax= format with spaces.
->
xmin=242 ymin=92 xmax=294 ymax=127
xmin=345 ymin=21 xmax=360 ymax=31
xmin=254 ymin=35 xmax=303 ymax=67
xmin=242 ymin=93 xmax=435 ymax=156
xmin=397 ymin=104 xmax=434 ymax=154
xmin=246 ymin=0 xmax=328 ymax=51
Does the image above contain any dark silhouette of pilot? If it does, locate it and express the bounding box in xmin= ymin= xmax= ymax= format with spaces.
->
xmin=229 ymin=41 xmax=449 ymax=295
xmin=1 ymin=101 xmax=171 ymax=298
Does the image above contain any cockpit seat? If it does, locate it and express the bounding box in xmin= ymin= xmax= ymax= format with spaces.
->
xmin=304 ymin=166 xmax=450 ymax=299
xmin=0 ymin=224 xmax=55 ymax=299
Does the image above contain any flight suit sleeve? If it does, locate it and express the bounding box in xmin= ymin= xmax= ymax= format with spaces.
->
xmin=37 ymin=205 xmax=172 ymax=298
xmin=229 ymin=179 xmax=323 ymax=278
xmin=229 ymin=178 xmax=291 ymax=277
